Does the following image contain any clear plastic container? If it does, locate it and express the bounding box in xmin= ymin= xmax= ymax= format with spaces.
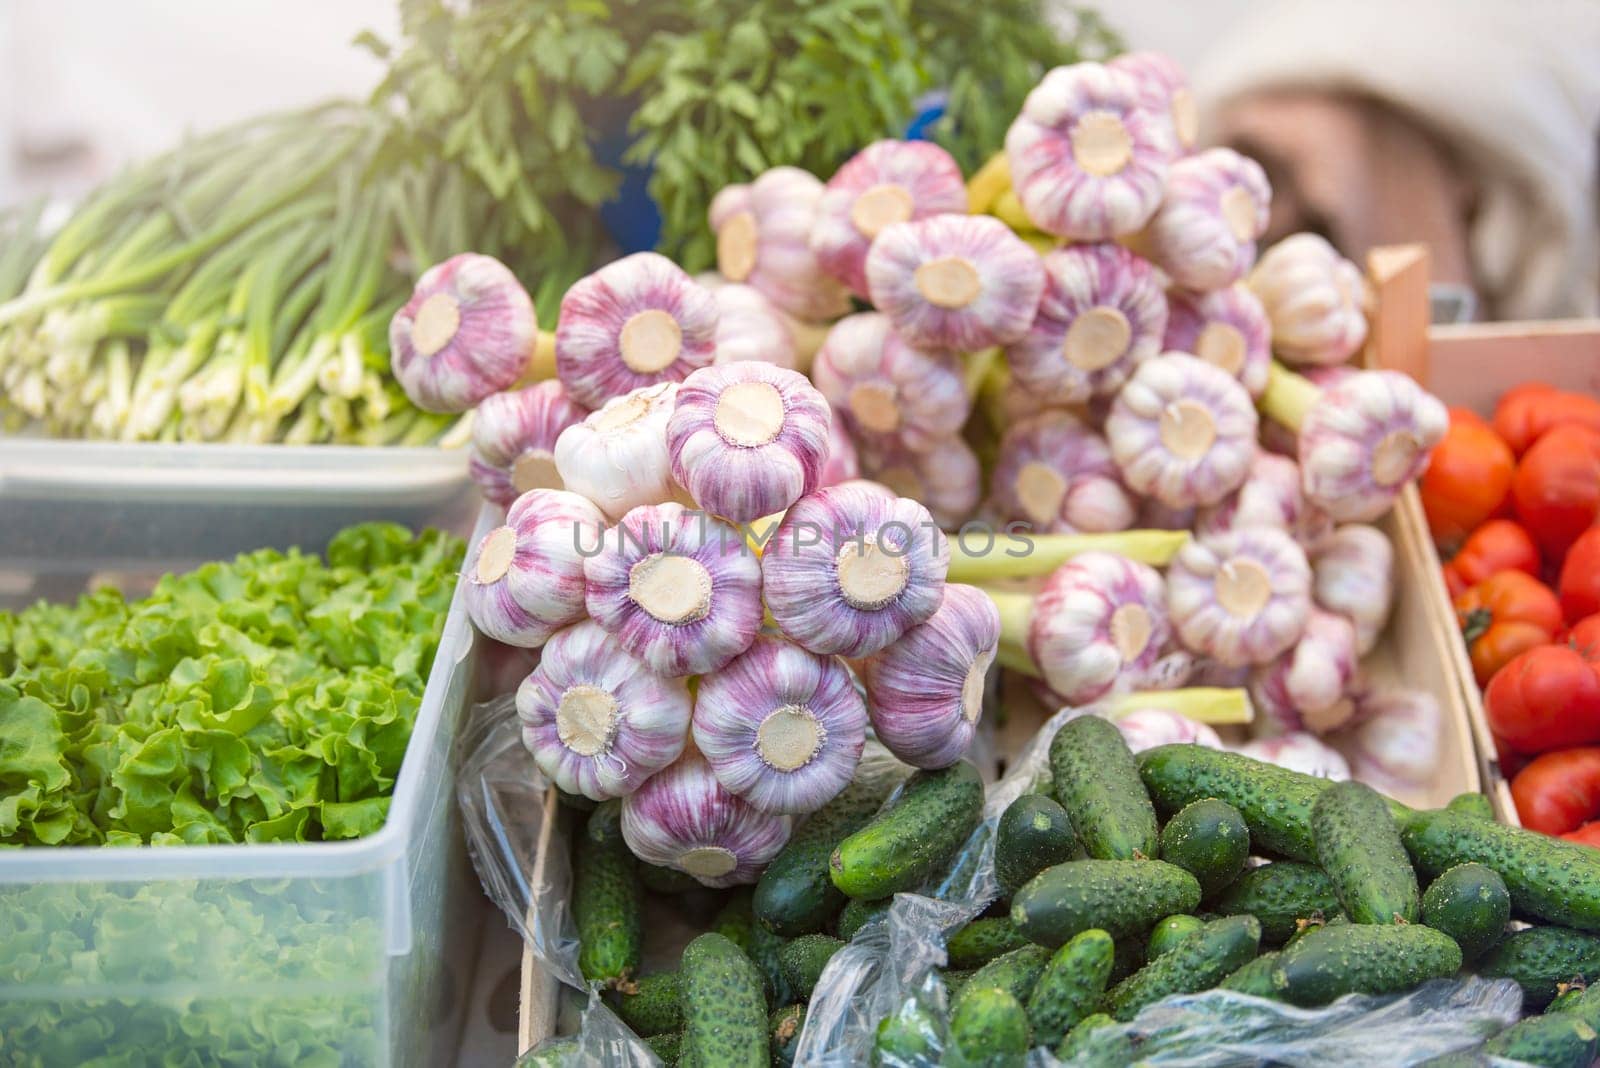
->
xmin=0 ymin=503 xmax=495 ymax=1067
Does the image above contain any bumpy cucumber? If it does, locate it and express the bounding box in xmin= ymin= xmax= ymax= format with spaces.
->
xmin=1057 ymin=1012 xmax=1133 ymax=1066
xmin=1012 ymin=859 xmax=1202 ymax=947
xmin=1403 ymin=809 xmax=1600 ymax=933
xmin=1310 ymin=780 xmax=1419 ymax=925
xmin=1483 ymin=1014 xmax=1599 ymax=1068
xmin=1420 ymin=863 xmax=1510 ymax=963
xmin=942 ymin=968 xmax=976 ymax=1000
xmin=995 ymin=793 xmax=1083 ymax=894
xmin=945 ymin=986 xmax=1030 ymax=1068
xmin=1446 ymin=792 xmax=1496 ymax=821
xmin=1213 ymin=862 xmax=1342 ymax=944
xmin=1550 ymin=982 xmax=1600 ymax=1030
xmin=769 ymin=1004 xmax=806 ymax=1068
xmin=777 ymin=934 xmax=844 ymax=998
xmin=639 ymin=862 xmax=703 ymax=895
xmin=747 ymin=919 xmax=793 ymax=1009
xmin=616 ymin=971 xmax=681 ymax=1036
xmin=837 ymin=897 xmax=891 ymax=941
xmin=1220 ymin=951 xmax=1282 ymax=998
xmin=1147 ymin=914 xmax=1205 ymax=959
xmin=1271 ymin=923 xmax=1462 ymax=1006
xmin=755 ymin=774 xmax=899 ymax=935
xmin=829 ymin=761 xmax=983 ymax=900
xmin=1138 ymin=744 xmax=1408 ymax=863
xmin=712 ymin=890 xmax=757 ymax=954
xmin=1025 ymin=928 xmax=1114 ymax=1046
xmin=1102 ymin=915 xmax=1261 ymax=1021
xmin=957 ymin=944 xmax=1053 ymax=1009
xmin=645 ymin=1031 xmax=681 ymax=1066
xmin=680 ymin=932 xmax=769 ymax=1067
xmin=575 ymin=800 xmax=643 ymax=985
xmin=1050 ymin=716 xmax=1160 ymax=861
xmin=1477 ymin=926 xmax=1600 ymax=1009
xmin=1110 ymin=935 xmax=1146 ymax=983
xmin=947 ymin=917 xmax=1031 ymax=969
xmin=872 ymin=996 xmax=940 ymax=1066
xmin=1159 ymin=798 xmax=1250 ymax=897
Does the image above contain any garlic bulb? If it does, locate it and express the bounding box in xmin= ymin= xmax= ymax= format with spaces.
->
xmin=819 ymin=409 xmax=861 ymax=487
xmin=468 ymin=381 xmax=588 ymax=507
xmin=1297 ymin=369 xmax=1449 ymax=522
xmin=1186 ymin=658 xmax=1251 ymax=690
xmin=1248 ymin=608 xmax=1361 ymax=736
xmin=1142 ymin=148 xmax=1271 ymax=292
xmin=389 ymin=253 xmax=536 ymax=413
xmin=710 ymin=167 xmax=851 ymax=322
xmin=1115 ymin=708 xmax=1225 ymax=754
xmin=555 ymin=252 xmax=719 ymax=409
xmin=554 ymin=382 xmax=680 ymax=521
xmin=1260 ymin=364 xmax=1354 ymax=458
xmin=857 ymin=434 xmax=981 ymax=530
xmin=1247 ymin=233 xmax=1369 ymax=366
xmin=1195 ymin=452 xmax=1334 ymax=552
xmin=693 ymin=636 xmax=868 ymax=815
xmin=516 ymin=620 xmax=693 ymax=800
xmin=1003 ymin=243 xmax=1167 ymax=405
xmin=865 ymin=215 xmax=1046 ymax=351
xmin=620 ymin=748 xmax=791 ymax=888
xmin=1106 ymin=353 xmax=1258 ymax=508
xmin=988 ymin=411 xmax=1135 ymax=535
xmin=811 ymin=139 xmax=969 ymax=298
xmin=462 ymin=488 xmax=605 ymax=648
xmin=1109 ymin=51 xmax=1198 ymax=154
xmin=583 ymin=502 xmax=763 ymax=677
xmin=1167 ymin=527 xmax=1312 ymax=666
xmin=709 ymin=282 xmax=799 ymax=369
xmin=1163 ymin=285 xmax=1270 ymax=398
xmin=1023 ymin=551 xmax=1176 ymax=704
xmin=1311 ymin=524 xmax=1395 ymax=654
xmin=667 ymin=362 xmax=831 ymax=521
xmin=862 ymin=583 xmax=1000 ymax=769
xmin=1334 ymin=688 xmax=1442 ymax=798
xmin=1236 ymin=732 xmax=1351 ymax=781
xmin=762 ymin=483 xmax=949 ymax=658
xmin=1004 ymin=62 xmax=1175 ymax=240
xmin=812 ymin=312 xmax=969 ymax=451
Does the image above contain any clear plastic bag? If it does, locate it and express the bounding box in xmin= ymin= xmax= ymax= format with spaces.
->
xmin=514 ymin=991 xmax=663 ymax=1067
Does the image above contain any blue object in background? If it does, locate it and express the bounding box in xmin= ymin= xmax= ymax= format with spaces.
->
xmin=904 ymin=90 xmax=950 ymax=142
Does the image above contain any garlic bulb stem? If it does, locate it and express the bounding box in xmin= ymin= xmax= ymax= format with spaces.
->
xmin=1259 ymin=361 xmax=1322 ymax=432
xmin=944 ymin=529 xmax=1189 ymax=582
xmin=1103 ymin=687 xmax=1253 ymax=725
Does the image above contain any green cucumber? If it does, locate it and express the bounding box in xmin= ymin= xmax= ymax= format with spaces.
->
xmin=747 ymin=920 xmax=793 ymax=1009
xmin=712 ymin=890 xmax=757 ymax=954
xmin=942 ymin=968 xmax=975 ymax=1000
xmin=515 ymin=1038 xmax=578 ymax=1067
xmin=575 ymin=800 xmax=643 ymax=986
xmin=616 ymin=972 xmax=681 ymax=1036
xmin=1213 ymin=862 xmax=1342 ymax=944
xmin=946 ymin=917 xmax=1030 ymax=969
xmin=945 ymin=986 xmax=1030 ymax=1068
xmin=956 ymin=944 xmax=1053 ymax=1009
xmin=1403 ymin=809 xmax=1600 ymax=932
xmin=994 ymin=793 xmax=1083 ymax=895
xmin=777 ymin=934 xmax=844 ymax=998
xmin=1025 ymin=928 xmax=1114 ymax=1046
xmin=680 ymin=933 xmax=769 ymax=1067
xmin=1446 ymin=793 xmax=1496 ymax=821
xmin=640 ymin=862 xmax=704 ymax=895
xmin=557 ymin=787 xmax=598 ymax=812
xmin=829 ymin=761 xmax=983 ymax=900
xmin=1477 ymin=926 xmax=1600 ymax=1009
xmin=1271 ymin=923 xmax=1462 ymax=1006
xmin=1011 ymin=859 xmax=1202 ymax=947
xmin=1420 ymin=863 xmax=1510 ymax=963
xmin=1147 ymin=914 xmax=1205 ymax=959
xmin=1483 ymin=1015 xmax=1599 ymax=1068
xmin=872 ymin=996 xmax=939 ymax=1066
xmin=1550 ymin=982 xmax=1600 ymax=1030
xmin=837 ymin=897 xmax=891 ymax=941
xmin=755 ymin=775 xmax=899 ymax=935
xmin=1159 ymin=798 xmax=1250 ymax=898
xmin=1102 ymin=915 xmax=1261 ymax=1021
xmin=1057 ymin=1012 xmax=1133 ymax=1066
xmin=1220 ymin=951 xmax=1282 ymax=998
xmin=769 ymin=1004 xmax=805 ymax=1068
xmin=1110 ymin=935 xmax=1147 ymax=983
xmin=646 ymin=1031 xmax=682 ymax=1066
xmin=1050 ymin=716 xmax=1159 ymax=861
xmin=1310 ymin=780 xmax=1419 ymax=925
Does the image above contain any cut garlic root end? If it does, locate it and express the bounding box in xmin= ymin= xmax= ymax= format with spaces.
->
xmin=679 ymin=845 xmax=739 ymax=879
xmin=618 ymin=309 xmax=684 ymax=373
xmin=1016 ymin=461 xmax=1070 ymax=526
xmin=555 ymin=684 xmax=621 ymax=757
xmin=836 ymin=538 xmax=911 ymax=609
xmin=410 ymin=291 xmax=462 ymax=358
xmin=510 ymin=451 xmax=562 ymax=495
xmin=1071 ymin=110 xmax=1134 ymax=176
xmin=1196 ymin=322 xmax=1247 ymax=375
xmin=714 ymin=380 xmax=786 ymax=446
xmin=1220 ymin=186 xmax=1258 ymax=242
xmin=1171 ymin=88 xmax=1199 ymax=149
xmin=1063 ymin=306 xmax=1132 ymax=371
xmin=1371 ymin=430 xmax=1420 ymax=487
xmin=1159 ymin=400 xmax=1218 ymax=459
xmin=475 ymin=526 xmax=517 ymax=584
xmin=717 ymin=211 xmax=759 ymax=282
xmin=851 ymin=183 xmax=915 ymax=238
xmin=914 ymin=256 xmax=982 ymax=309
xmin=960 ymin=659 xmax=988 ymax=724
xmin=629 ymin=553 xmax=713 ymax=624
xmin=848 ymin=381 xmax=902 ymax=434
xmin=1110 ymin=602 xmax=1154 ymax=662
xmin=1217 ymin=557 xmax=1273 ymax=618
xmin=756 ymin=705 xmax=824 ymax=770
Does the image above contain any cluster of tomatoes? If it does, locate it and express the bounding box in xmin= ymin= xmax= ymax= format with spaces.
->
xmin=1421 ymin=383 xmax=1600 ymax=842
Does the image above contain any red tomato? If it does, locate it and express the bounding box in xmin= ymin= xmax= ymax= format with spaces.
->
xmin=1512 ymin=747 xmax=1600 ymax=834
xmin=1442 ymin=519 xmax=1541 ymax=599
xmin=1511 ymin=424 xmax=1600 ymax=563
xmin=1485 ymin=642 xmax=1600 ymax=754
xmin=1562 ymin=822 xmax=1600 ymax=848
xmin=1560 ymin=528 xmax=1600 ymax=625
xmin=1494 ymin=383 xmax=1600 ymax=455
xmin=1422 ymin=408 xmax=1516 ymax=551
xmin=1454 ymin=570 xmax=1565 ymax=687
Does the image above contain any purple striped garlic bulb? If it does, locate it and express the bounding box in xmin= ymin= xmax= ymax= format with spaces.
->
xmin=709 ymin=282 xmax=799 ymax=369
xmin=1115 ymin=708 xmax=1224 ymax=754
xmin=819 ymin=410 xmax=860 ymax=487
xmin=1167 ymin=527 xmax=1312 ymax=666
xmin=515 ymin=620 xmax=692 ymax=800
xmin=1003 ymin=243 xmax=1167 ymax=405
xmin=988 ymin=411 xmax=1135 ymax=535
xmin=1298 ymin=370 xmax=1449 ymax=522
xmin=1260 ymin=364 xmax=1355 ymax=458
xmin=555 ymin=252 xmax=718 ymax=409
xmin=468 ymin=381 xmax=588 ymax=508
xmin=1109 ymin=51 xmax=1198 ymax=154
xmin=865 ymin=215 xmax=1046 ymax=351
xmin=1335 ymin=688 xmax=1442 ymax=800
xmin=583 ymin=502 xmax=762 ymax=677
xmin=1163 ymin=285 xmax=1271 ymax=398
xmin=390 ymin=253 xmax=536 ymax=413
xmin=811 ymin=139 xmax=969 ymax=298
xmin=554 ymin=383 xmax=679 ymax=521
xmin=463 ymin=489 xmax=605 ymax=648
xmin=1004 ymin=62 xmax=1176 ymax=240
xmin=1248 ymin=234 xmax=1369 ymax=366
xmin=621 ymin=748 xmax=791 ymax=887
xmin=762 ymin=483 xmax=950 ymax=658
xmin=812 ymin=312 xmax=969 ymax=450
xmin=710 ymin=167 xmax=851 ymax=322
xmin=857 ymin=435 xmax=981 ymax=530
xmin=693 ymin=636 xmax=868 ymax=814
xmin=1106 ymin=353 xmax=1259 ymax=508
xmin=862 ymin=583 xmax=1000 ymax=770
xmin=1026 ymin=551 xmax=1176 ymax=705
xmin=1142 ymin=148 xmax=1271 ymax=292
xmin=1248 ymin=608 xmax=1361 ymax=736
xmin=1236 ymin=732 xmax=1350 ymax=781
xmin=667 ymin=362 xmax=831 ymax=522
xmin=1195 ymin=452 xmax=1334 ymax=551
xmin=1312 ymin=524 xmax=1395 ymax=655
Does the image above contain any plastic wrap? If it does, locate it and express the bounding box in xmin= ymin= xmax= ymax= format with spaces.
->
xmin=514 ymin=992 xmax=663 ymax=1067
